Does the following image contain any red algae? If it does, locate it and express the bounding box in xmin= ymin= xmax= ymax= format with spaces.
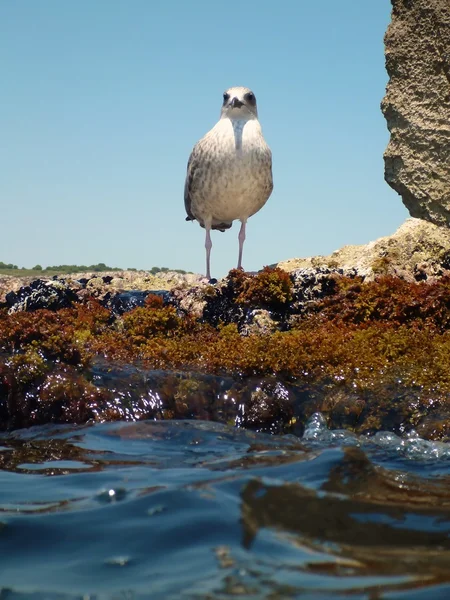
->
xmin=316 ymin=274 xmax=450 ymax=331
xmin=230 ymin=267 xmax=293 ymax=308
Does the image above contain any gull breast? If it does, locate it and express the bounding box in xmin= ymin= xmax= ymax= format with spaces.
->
xmin=189 ymin=119 xmax=273 ymax=225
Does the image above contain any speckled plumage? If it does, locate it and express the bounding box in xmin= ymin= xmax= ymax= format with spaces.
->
xmin=185 ymin=86 xmax=273 ymax=280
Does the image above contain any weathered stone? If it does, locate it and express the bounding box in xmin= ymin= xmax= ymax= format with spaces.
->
xmin=278 ymin=218 xmax=450 ymax=281
xmin=382 ymin=0 xmax=450 ymax=224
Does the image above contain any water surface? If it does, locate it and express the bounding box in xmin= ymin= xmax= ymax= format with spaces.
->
xmin=1 ymin=415 xmax=450 ymax=599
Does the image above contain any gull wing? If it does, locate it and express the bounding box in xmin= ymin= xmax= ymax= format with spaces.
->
xmin=184 ymin=143 xmax=204 ymax=222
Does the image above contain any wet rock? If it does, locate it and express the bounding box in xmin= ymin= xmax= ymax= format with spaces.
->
xmin=88 ymin=359 xmax=240 ymax=424
xmin=416 ymin=414 xmax=450 ymax=443
xmin=5 ymin=279 xmax=80 ymax=313
xmin=289 ymin=267 xmax=359 ymax=316
xmin=88 ymin=365 xmax=303 ymax=436
xmin=313 ymin=383 xmax=450 ymax=441
xmin=201 ymin=278 xmax=247 ymax=328
xmin=317 ymin=388 xmax=366 ymax=431
xmin=240 ymin=309 xmax=278 ymax=336
xmin=0 ymin=359 xmax=107 ymax=431
xmin=2 ymin=342 xmax=450 ymax=441
xmin=103 ymin=290 xmax=170 ymax=317
xmin=382 ymin=0 xmax=450 ymax=225
xmin=234 ymin=379 xmax=296 ymax=435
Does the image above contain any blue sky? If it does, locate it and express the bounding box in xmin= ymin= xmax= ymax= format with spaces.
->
xmin=0 ymin=0 xmax=407 ymax=277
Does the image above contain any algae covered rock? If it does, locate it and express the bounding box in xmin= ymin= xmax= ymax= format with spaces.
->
xmin=2 ymin=265 xmax=450 ymax=440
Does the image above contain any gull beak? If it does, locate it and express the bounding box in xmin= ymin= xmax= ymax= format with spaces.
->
xmin=230 ymin=97 xmax=244 ymax=109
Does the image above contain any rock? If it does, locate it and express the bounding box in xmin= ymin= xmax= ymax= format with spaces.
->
xmin=278 ymin=218 xmax=450 ymax=281
xmin=382 ymin=0 xmax=450 ymax=225
xmin=240 ymin=309 xmax=278 ymax=336
xmin=234 ymin=379 xmax=296 ymax=435
xmin=289 ymin=267 xmax=359 ymax=314
xmin=6 ymin=279 xmax=80 ymax=313
xmin=78 ymin=270 xmax=202 ymax=302
xmin=201 ymin=278 xmax=246 ymax=329
xmin=0 ymin=270 xmax=202 ymax=306
xmin=169 ymin=281 xmax=211 ymax=319
xmin=4 ymin=267 xmax=450 ymax=439
xmin=104 ymin=290 xmax=170 ymax=317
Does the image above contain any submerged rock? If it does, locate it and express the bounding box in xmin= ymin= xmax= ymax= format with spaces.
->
xmin=382 ymin=0 xmax=450 ymax=225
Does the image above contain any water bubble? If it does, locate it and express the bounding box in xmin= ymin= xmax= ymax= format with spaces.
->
xmin=302 ymin=413 xmax=450 ymax=461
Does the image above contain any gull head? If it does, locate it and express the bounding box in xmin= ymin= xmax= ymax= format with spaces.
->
xmin=220 ymin=86 xmax=258 ymax=121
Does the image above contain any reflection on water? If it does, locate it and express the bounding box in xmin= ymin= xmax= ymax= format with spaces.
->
xmin=0 ymin=417 xmax=450 ymax=599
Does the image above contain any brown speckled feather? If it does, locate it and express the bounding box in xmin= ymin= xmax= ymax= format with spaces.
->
xmin=184 ymin=143 xmax=233 ymax=231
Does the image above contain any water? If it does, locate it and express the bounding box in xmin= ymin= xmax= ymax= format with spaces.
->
xmin=1 ymin=416 xmax=450 ymax=599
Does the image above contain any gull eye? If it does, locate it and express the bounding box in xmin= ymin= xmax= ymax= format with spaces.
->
xmin=223 ymin=92 xmax=230 ymax=104
xmin=245 ymin=92 xmax=256 ymax=105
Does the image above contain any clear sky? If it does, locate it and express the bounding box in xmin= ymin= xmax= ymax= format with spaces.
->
xmin=0 ymin=0 xmax=407 ymax=277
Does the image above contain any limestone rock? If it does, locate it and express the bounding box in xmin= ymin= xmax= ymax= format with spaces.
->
xmin=277 ymin=218 xmax=450 ymax=280
xmin=382 ymin=0 xmax=450 ymax=224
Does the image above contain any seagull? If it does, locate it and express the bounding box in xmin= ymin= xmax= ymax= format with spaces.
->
xmin=184 ymin=86 xmax=273 ymax=280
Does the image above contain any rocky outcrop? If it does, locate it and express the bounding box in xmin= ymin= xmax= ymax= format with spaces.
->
xmin=277 ymin=218 xmax=450 ymax=280
xmin=382 ymin=0 xmax=450 ymax=225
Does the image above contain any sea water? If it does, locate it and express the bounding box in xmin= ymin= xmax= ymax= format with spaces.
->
xmin=0 ymin=415 xmax=450 ymax=599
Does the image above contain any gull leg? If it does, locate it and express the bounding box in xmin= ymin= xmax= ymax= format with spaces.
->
xmin=237 ymin=220 xmax=247 ymax=270
xmin=205 ymin=225 xmax=212 ymax=280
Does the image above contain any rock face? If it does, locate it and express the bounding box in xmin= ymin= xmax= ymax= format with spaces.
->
xmin=382 ymin=0 xmax=450 ymax=225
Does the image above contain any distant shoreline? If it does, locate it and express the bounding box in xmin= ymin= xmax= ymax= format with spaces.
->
xmin=0 ymin=265 xmax=192 ymax=278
